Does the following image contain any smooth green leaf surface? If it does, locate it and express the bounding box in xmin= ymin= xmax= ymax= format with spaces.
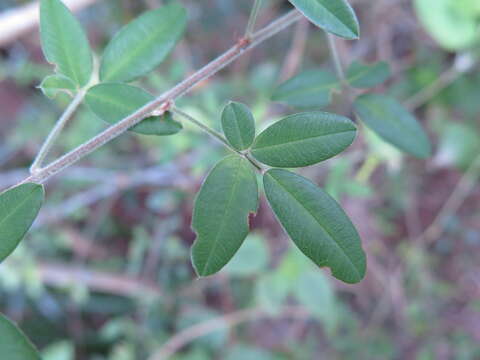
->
xmin=0 ymin=314 xmax=40 ymax=360
xmin=39 ymin=74 xmax=76 ymax=99
xmin=414 ymin=0 xmax=479 ymax=50
xmin=354 ymin=94 xmax=431 ymax=158
xmin=288 ymin=0 xmax=359 ymax=39
xmin=99 ymin=3 xmax=187 ymax=82
xmin=346 ymin=61 xmax=391 ymax=88
xmin=40 ymin=0 xmax=93 ymax=87
xmin=251 ymin=112 xmax=356 ymax=168
xmin=271 ymin=69 xmax=338 ymax=108
xmin=85 ymin=83 xmax=182 ymax=136
xmin=264 ymin=169 xmax=366 ymax=283
xmin=0 ymin=184 xmax=44 ymax=263
xmin=221 ymin=102 xmax=255 ymax=151
xmin=191 ymin=156 xmax=258 ymax=276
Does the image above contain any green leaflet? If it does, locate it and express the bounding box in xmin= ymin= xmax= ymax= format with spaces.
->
xmin=38 ymin=74 xmax=76 ymax=99
xmin=191 ymin=156 xmax=258 ymax=276
xmin=0 ymin=314 xmax=40 ymax=360
xmin=99 ymin=2 xmax=187 ymax=82
xmin=251 ymin=112 xmax=356 ymax=168
xmin=354 ymin=94 xmax=431 ymax=158
xmin=221 ymin=102 xmax=256 ymax=151
xmin=0 ymin=183 xmax=44 ymax=263
xmin=271 ymin=69 xmax=339 ymax=109
xmin=40 ymin=0 xmax=93 ymax=87
xmin=263 ymin=169 xmax=366 ymax=284
xmin=346 ymin=61 xmax=391 ymax=88
xmin=85 ymin=83 xmax=182 ymax=136
xmin=288 ymin=0 xmax=359 ymax=39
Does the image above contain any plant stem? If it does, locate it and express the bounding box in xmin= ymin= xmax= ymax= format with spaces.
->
xmin=245 ymin=0 xmax=262 ymax=38
xmin=326 ymin=33 xmax=347 ymax=86
xmin=171 ymin=107 xmax=234 ymax=151
xmin=29 ymin=90 xmax=85 ymax=174
xmin=19 ymin=10 xmax=301 ymax=186
xmin=172 ymin=107 xmax=263 ymax=172
xmin=244 ymin=152 xmax=264 ymax=171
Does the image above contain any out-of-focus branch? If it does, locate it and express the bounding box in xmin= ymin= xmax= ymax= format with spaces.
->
xmin=37 ymin=262 xmax=163 ymax=298
xmin=280 ymin=17 xmax=309 ymax=81
xmin=0 ymin=0 xmax=100 ymax=47
xmin=35 ymin=160 xmax=194 ymax=226
xmin=420 ymin=154 xmax=480 ymax=245
xmin=149 ymin=306 xmax=309 ymax=360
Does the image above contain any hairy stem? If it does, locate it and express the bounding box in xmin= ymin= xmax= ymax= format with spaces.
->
xmin=245 ymin=0 xmax=263 ymax=38
xmin=29 ymin=90 xmax=85 ymax=174
xmin=19 ymin=9 xmax=302 ymax=186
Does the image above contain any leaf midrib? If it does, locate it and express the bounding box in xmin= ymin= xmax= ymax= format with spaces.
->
xmin=102 ymin=8 xmax=181 ymax=81
xmin=267 ymin=173 xmax=362 ymax=279
xmin=88 ymin=90 xmax=149 ymax=117
xmin=253 ymin=128 xmax=355 ymax=152
xmin=290 ymin=0 xmax=357 ymax=36
xmin=0 ymin=186 xmax=39 ymax=235
xmin=198 ymin=160 xmax=245 ymax=274
xmin=356 ymin=98 xmax=420 ymax=139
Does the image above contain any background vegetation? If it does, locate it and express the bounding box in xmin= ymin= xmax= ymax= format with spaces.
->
xmin=0 ymin=0 xmax=479 ymax=359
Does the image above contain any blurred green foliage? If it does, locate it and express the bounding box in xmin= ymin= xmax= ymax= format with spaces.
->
xmin=0 ymin=0 xmax=480 ymax=359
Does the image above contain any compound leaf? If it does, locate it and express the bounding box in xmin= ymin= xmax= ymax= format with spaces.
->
xmin=251 ymin=112 xmax=356 ymax=168
xmin=85 ymin=83 xmax=182 ymax=136
xmin=263 ymin=169 xmax=366 ymax=284
xmin=40 ymin=0 xmax=93 ymax=87
xmin=100 ymin=2 xmax=187 ymax=82
xmin=0 ymin=183 xmax=44 ymax=263
xmin=191 ymin=156 xmax=258 ymax=276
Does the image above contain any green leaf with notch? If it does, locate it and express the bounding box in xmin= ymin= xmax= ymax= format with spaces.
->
xmin=271 ymin=69 xmax=339 ymax=109
xmin=191 ymin=155 xmax=258 ymax=276
xmin=0 ymin=183 xmax=44 ymax=263
xmin=85 ymin=83 xmax=182 ymax=136
xmin=40 ymin=0 xmax=93 ymax=87
xmin=0 ymin=314 xmax=40 ymax=360
xmin=221 ymin=102 xmax=255 ymax=151
xmin=263 ymin=169 xmax=366 ymax=284
xmin=251 ymin=112 xmax=356 ymax=168
xmin=99 ymin=2 xmax=187 ymax=82
xmin=38 ymin=74 xmax=76 ymax=99
xmin=346 ymin=61 xmax=391 ymax=88
xmin=287 ymin=0 xmax=359 ymax=39
xmin=354 ymin=94 xmax=431 ymax=158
